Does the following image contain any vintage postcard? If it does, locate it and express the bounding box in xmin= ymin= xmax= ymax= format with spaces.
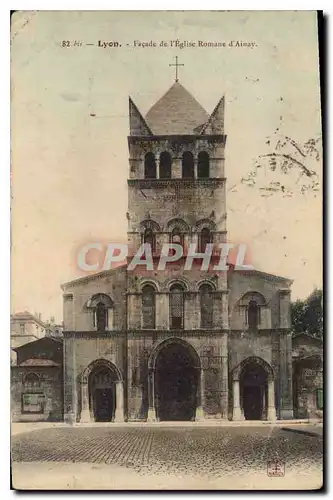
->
xmin=11 ymin=10 xmax=323 ymax=490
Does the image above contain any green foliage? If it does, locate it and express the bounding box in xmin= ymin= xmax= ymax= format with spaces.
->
xmin=291 ymin=288 xmax=323 ymax=338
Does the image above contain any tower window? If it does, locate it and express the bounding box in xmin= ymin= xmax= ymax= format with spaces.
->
xmin=169 ymin=284 xmax=184 ymax=329
xmin=198 ymin=151 xmax=210 ymax=178
xmin=182 ymin=151 xmax=194 ymax=178
xmin=171 ymin=227 xmax=183 ymax=247
xmin=200 ymin=283 xmax=214 ymax=328
xmin=199 ymin=228 xmax=212 ymax=253
xmin=142 ymin=285 xmax=156 ymax=329
xmin=144 ymin=152 xmax=156 ymax=179
xmin=159 ymin=151 xmax=172 ymax=179
xmin=143 ymin=228 xmax=156 ymax=254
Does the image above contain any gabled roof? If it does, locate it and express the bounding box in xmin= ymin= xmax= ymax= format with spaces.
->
xmin=145 ymin=82 xmax=209 ymax=135
xmin=13 ymin=336 xmax=63 ymax=352
xmin=129 ymin=97 xmax=153 ymax=136
xmin=61 ymin=263 xmax=127 ymax=289
xmin=228 ymin=265 xmax=293 ymax=286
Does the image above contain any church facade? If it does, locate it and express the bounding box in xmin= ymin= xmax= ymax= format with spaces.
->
xmin=60 ymin=80 xmax=296 ymax=424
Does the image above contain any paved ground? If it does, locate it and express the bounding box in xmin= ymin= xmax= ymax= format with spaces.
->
xmin=282 ymin=424 xmax=323 ymax=437
xmin=11 ymin=425 xmax=323 ymax=489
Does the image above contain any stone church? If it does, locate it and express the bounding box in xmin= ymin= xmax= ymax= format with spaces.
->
xmin=11 ymin=78 xmax=323 ymax=424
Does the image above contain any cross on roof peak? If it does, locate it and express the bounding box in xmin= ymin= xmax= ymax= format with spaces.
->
xmin=169 ymin=56 xmax=184 ymax=83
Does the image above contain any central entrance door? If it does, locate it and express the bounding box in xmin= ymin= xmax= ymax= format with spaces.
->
xmin=89 ymin=366 xmax=116 ymax=422
xmin=155 ymin=341 xmax=199 ymax=421
xmin=240 ymin=362 xmax=268 ymax=420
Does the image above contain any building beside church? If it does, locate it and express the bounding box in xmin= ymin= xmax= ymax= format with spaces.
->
xmin=11 ymin=311 xmax=47 ymax=365
xmin=11 ymin=79 xmax=323 ymax=423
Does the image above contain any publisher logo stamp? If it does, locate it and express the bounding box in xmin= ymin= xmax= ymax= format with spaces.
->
xmin=267 ymin=459 xmax=285 ymax=477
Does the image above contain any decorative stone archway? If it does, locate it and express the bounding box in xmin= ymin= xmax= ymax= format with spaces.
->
xmin=147 ymin=338 xmax=204 ymax=422
xmin=80 ymin=359 xmax=124 ymax=423
xmin=232 ymin=357 xmax=276 ymax=421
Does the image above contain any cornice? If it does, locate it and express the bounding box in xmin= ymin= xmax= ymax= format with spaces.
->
xmin=126 ymin=329 xmax=230 ymax=338
xmin=128 ymin=134 xmax=226 ymax=144
xmin=63 ymin=329 xmax=230 ymax=339
xmin=127 ymin=178 xmax=226 ymax=188
xmin=63 ymin=331 xmax=126 ymax=339
xmin=61 ymin=265 xmax=127 ymax=290
xmin=229 ymin=268 xmax=293 ymax=285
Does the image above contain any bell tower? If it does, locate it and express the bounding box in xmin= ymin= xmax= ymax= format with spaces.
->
xmin=126 ymin=75 xmax=230 ymax=421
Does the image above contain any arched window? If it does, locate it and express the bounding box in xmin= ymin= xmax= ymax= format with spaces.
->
xmin=88 ymin=293 xmax=114 ymax=331
xmin=24 ymin=373 xmax=40 ymax=392
xmin=237 ymin=292 xmax=265 ymax=331
xmin=159 ymin=151 xmax=172 ymax=179
xmin=200 ymin=284 xmax=214 ymax=328
xmin=144 ymin=152 xmax=156 ymax=179
xmin=142 ymin=284 xmax=156 ymax=329
xmin=199 ymin=228 xmax=212 ymax=253
xmin=96 ymin=302 xmax=108 ymax=333
xmin=248 ymin=300 xmax=260 ymax=330
xmin=198 ymin=151 xmax=210 ymax=178
xmin=171 ymin=227 xmax=184 ymax=247
xmin=182 ymin=151 xmax=194 ymax=178
xmin=143 ymin=228 xmax=156 ymax=254
xmin=170 ymin=284 xmax=184 ymax=329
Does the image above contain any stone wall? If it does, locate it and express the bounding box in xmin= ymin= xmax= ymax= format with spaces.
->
xmin=11 ymin=366 xmax=63 ymax=422
xmin=293 ymin=363 xmax=323 ymax=419
xmin=63 ymin=334 xmax=126 ymax=421
xmin=228 ymin=270 xmax=292 ymax=330
xmin=62 ymin=266 xmax=127 ymax=332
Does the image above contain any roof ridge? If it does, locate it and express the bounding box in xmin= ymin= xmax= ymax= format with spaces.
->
xmin=145 ymin=82 xmax=209 ymax=135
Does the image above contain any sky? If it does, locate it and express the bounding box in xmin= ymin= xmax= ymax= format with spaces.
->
xmin=11 ymin=11 xmax=322 ymax=323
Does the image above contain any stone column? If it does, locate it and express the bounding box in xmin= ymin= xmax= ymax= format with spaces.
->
xmin=218 ymin=332 xmax=229 ymax=419
xmin=279 ymin=290 xmax=291 ymax=329
xmin=155 ymin=154 xmax=160 ymax=179
xmin=196 ymin=369 xmax=205 ymax=420
xmin=147 ymin=370 xmax=157 ymax=421
xmin=221 ymin=359 xmax=229 ymax=419
xmin=232 ymin=380 xmax=244 ymax=420
xmin=221 ymin=291 xmax=229 ymax=330
xmin=80 ymin=378 xmax=91 ymax=423
xmin=279 ymin=330 xmax=294 ymax=419
xmin=114 ymin=381 xmax=124 ymax=422
xmin=64 ymin=336 xmax=78 ymax=424
xmin=194 ymin=158 xmax=198 ymax=179
xmin=267 ymin=379 xmax=277 ymax=421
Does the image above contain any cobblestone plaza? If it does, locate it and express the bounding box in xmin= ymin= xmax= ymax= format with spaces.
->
xmin=12 ymin=425 xmax=323 ymax=489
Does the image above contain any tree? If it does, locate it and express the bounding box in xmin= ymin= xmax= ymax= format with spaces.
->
xmin=242 ymin=132 xmax=321 ymax=197
xmin=291 ymin=288 xmax=323 ymax=338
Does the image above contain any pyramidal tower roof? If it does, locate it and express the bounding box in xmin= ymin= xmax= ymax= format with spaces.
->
xmin=145 ymin=82 xmax=210 ymax=135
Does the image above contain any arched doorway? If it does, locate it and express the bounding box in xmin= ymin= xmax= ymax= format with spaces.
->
xmin=152 ymin=340 xmax=200 ymax=421
xmin=88 ymin=365 xmax=116 ymax=422
xmin=240 ymin=361 xmax=268 ymax=420
xmin=81 ymin=359 xmax=124 ymax=423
